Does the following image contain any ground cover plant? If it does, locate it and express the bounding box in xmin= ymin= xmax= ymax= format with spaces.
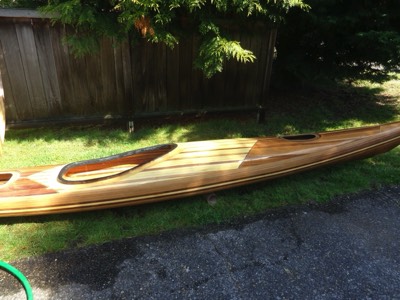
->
xmin=0 ymin=76 xmax=399 ymax=261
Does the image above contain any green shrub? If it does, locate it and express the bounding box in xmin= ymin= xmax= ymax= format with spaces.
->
xmin=274 ymin=0 xmax=400 ymax=86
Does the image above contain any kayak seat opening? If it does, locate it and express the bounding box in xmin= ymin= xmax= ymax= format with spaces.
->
xmin=280 ymin=133 xmax=319 ymax=141
xmin=0 ymin=173 xmax=13 ymax=186
xmin=58 ymin=143 xmax=177 ymax=184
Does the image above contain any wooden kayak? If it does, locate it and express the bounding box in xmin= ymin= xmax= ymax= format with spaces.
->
xmin=1 ymin=121 xmax=400 ymax=217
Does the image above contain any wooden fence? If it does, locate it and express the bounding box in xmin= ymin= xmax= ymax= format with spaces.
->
xmin=0 ymin=9 xmax=277 ymax=126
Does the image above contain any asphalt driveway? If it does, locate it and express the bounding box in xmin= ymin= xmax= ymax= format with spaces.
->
xmin=1 ymin=185 xmax=400 ymax=299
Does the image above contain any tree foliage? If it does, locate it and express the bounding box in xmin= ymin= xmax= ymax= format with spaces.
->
xmin=35 ymin=0 xmax=307 ymax=77
xmin=274 ymin=0 xmax=400 ymax=85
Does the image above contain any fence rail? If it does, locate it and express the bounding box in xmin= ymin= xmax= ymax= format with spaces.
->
xmin=0 ymin=9 xmax=277 ymax=125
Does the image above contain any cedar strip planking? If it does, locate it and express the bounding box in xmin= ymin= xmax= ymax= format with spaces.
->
xmin=0 ymin=178 xmax=56 ymax=197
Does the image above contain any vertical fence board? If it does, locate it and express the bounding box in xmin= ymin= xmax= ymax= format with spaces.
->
xmin=0 ymin=36 xmax=18 ymax=121
xmin=236 ymin=33 xmax=252 ymax=107
xmin=50 ymin=25 xmax=73 ymax=115
xmin=143 ymin=43 xmax=156 ymax=112
xmin=131 ymin=41 xmax=145 ymax=113
xmin=244 ymin=33 xmax=262 ymax=107
xmin=0 ymin=22 xmax=32 ymax=120
xmin=68 ymin=54 xmax=91 ymax=115
xmin=15 ymin=22 xmax=48 ymax=118
xmin=178 ymin=37 xmax=194 ymax=110
xmin=113 ymin=40 xmax=128 ymax=114
xmin=120 ymin=39 xmax=134 ymax=115
xmin=33 ymin=21 xmax=62 ymax=116
xmin=155 ymin=44 xmax=168 ymax=111
xmin=220 ymin=35 xmax=241 ymax=108
xmin=260 ymin=29 xmax=277 ymax=107
xmin=253 ymin=30 xmax=269 ymax=106
xmin=62 ymin=26 xmax=91 ymax=115
xmin=100 ymin=38 xmax=117 ymax=113
xmin=84 ymin=48 xmax=102 ymax=114
xmin=132 ymin=42 xmax=169 ymax=113
xmin=166 ymin=44 xmax=180 ymax=111
xmin=190 ymin=36 xmax=204 ymax=110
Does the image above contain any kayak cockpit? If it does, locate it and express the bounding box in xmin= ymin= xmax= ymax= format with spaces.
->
xmin=280 ymin=133 xmax=320 ymax=141
xmin=0 ymin=173 xmax=13 ymax=186
xmin=58 ymin=143 xmax=177 ymax=184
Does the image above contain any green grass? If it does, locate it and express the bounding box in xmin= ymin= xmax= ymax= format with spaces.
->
xmin=0 ymin=76 xmax=399 ymax=262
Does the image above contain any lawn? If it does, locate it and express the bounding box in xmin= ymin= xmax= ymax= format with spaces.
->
xmin=0 ymin=76 xmax=399 ymax=262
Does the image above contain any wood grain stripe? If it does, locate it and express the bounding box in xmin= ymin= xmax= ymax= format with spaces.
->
xmin=0 ymin=178 xmax=56 ymax=197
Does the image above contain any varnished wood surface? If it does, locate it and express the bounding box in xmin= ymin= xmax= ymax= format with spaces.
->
xmin=59 ymin=144 xmax=177 ymax=183
xmin=1 ymin=122 xmax=400 ymax=217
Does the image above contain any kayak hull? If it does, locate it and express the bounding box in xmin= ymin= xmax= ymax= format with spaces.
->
xmin=1 ymin=122 xmax=400 ymax=217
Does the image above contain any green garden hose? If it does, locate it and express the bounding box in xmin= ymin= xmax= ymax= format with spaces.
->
xmin=0 ymin=260 xmax=33 ymax=300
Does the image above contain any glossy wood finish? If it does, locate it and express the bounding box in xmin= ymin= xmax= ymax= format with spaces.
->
xmin=1 ymin=122 xmax=400 ymax=217
xmin=58 ymin=144 xmax=177 ymax=184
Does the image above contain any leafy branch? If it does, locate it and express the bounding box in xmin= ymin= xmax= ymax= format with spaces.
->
xmin=197 ymin=36 xmax=256 ymax=78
